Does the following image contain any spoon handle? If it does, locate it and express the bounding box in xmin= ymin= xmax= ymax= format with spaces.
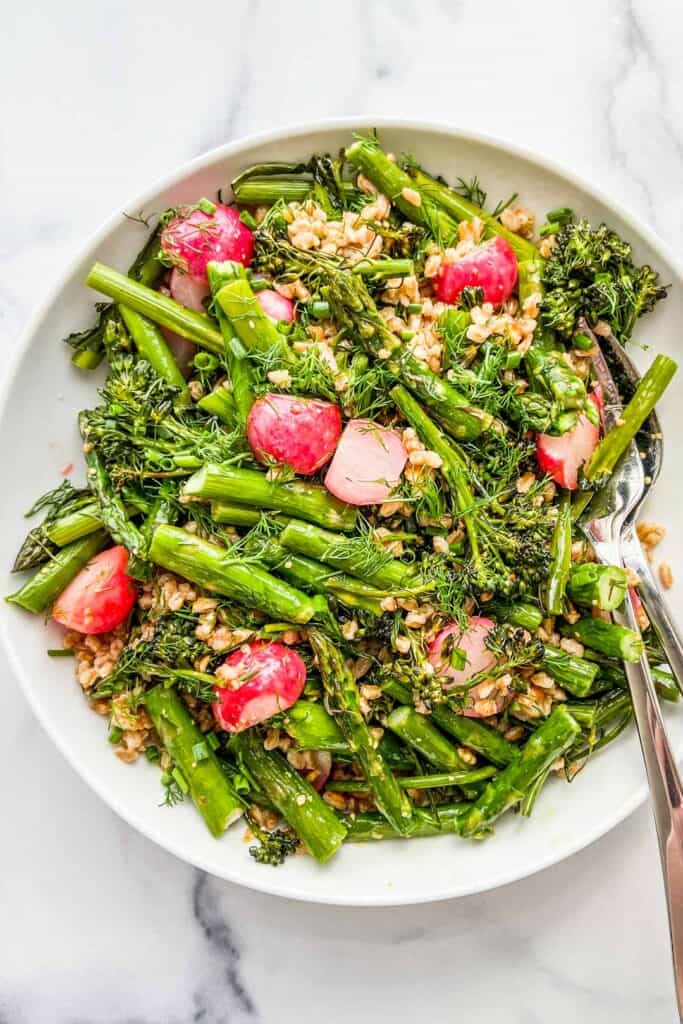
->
xmin=613 ymin=590 xmax=683 ymax=1021
xmin=621 ymin=525 xmax=683 ymax=696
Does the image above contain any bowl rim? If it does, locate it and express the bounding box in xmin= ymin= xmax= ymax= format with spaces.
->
xmin=3 ymin=116 xmax=682 ymax=906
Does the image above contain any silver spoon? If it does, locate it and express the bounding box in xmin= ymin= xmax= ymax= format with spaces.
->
xmin=578 ymin=336 xmax=683 ymax=1020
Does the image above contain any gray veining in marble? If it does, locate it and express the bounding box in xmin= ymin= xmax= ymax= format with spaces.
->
xmin=1 ymin=0 xmax=682 ymax=1020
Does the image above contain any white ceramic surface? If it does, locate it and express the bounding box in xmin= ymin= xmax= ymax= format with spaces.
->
xmin=1 ymin=118 xmax=682 ymax=908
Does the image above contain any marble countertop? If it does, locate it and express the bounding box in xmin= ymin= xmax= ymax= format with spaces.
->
xmin=2 ymin=1 xmax=682 ymax=1020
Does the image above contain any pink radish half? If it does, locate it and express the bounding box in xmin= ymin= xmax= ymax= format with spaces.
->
xmin=324 ymin=419 xmax=407 ymax=506
xmin=161 ymin=203 xmax=254 ymax=283
xmin=169 ymin=267 xmax=210 ymax=311
xmin=536 ymin=392 xmax=601 ymax=490
xmin=213 ymin=642 xmax=306 ymax=733
xmin=435 ymin=236 xmax=518 ymax=306
xmin=428 ymin=617 xmax=496 ymax=688
xmin=256 ymin=289 xmax=296 ymax=323
xmin=247 ymin=393 xmax=342 ymax=475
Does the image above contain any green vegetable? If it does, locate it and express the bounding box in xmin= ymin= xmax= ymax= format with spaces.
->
xmin=232 ymin=728 xmax=346 ymax=863
xmin=7 ymin=531 xmax=108 ymax=613
xmin=567 ymin=563 xmax=628 ymax=612
xmin=183 ymin=465 xmax=357 ymax=532
xmin=309 ymin=629 xmax=414 ymax=835
xmin=560 ymin=617 xmax=644 ymax=663
xmin=385 ymin=706 xmax=471 ymax=770
xmin=145 ymin=685 xmax=243 ymax=838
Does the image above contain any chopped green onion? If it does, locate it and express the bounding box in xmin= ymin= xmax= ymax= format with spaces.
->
xmin=573 ymin=332 xmax=594 ymax=351
xmin=47 ymin=648 xmax=75 ymax=657
xmin=108 ymin=726 xmax=123 ymax=744
xmin=406 ymin=303 xmax=423 ymax=314
xmin=194 ymin=352 xmax=220 ymax=372
xmin=145 ymin=745 xmax=161 ymax=762
xmin=207 ymin=732 xmax=220 ymax=751
xmin=198 ymin=198 xmax=217 ymax=215
xmin=239 ymin=210 xmax=258 ymax=231
xmin=192 ymin=741 xmax=210 ymax=762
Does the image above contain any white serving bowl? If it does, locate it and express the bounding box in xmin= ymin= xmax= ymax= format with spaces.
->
xmin=1 ymin=119 xmax=682 ymax=906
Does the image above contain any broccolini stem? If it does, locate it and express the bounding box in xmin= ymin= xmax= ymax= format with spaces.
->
xmin=86 ymin=262 xmax=223 ymax=354
xmin=487 ymin=600 xmax=544 ymax=632
xmin=183 ymin=464 xmax=357 ymax=532
xmin=544 ymin=492 xmax=572 ymax=615
xmin=119 ymin=305 xmax=190 ymax=400
xmin=231 ymin=728 xmax=346 ymax=863
xmin=7 ymin=531 xmax=107 ymax=613
xmin=329 ymin=766 xmax=497 ymax=794
xmin=308 ymin=629 xmax=415 ymax=835
xmin=145 ymin=685 xmax=243 ymax=837
xmin=585 ymin=354 xmax=677 ymax=485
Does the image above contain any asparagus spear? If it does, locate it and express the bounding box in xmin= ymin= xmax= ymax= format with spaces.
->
xmin=330 ymin=272 xmax=504 ymax=440
xmin=458 ymin=706 xmax=581 ymax=837
xmin=585 ymin=354 xmax=677 ymax=485
xmin=231 ymin=728 xmax=346 ymax=863
xmin=390 ymin=385 xmax=498 ymax=588
xmin=346 ymin=136 xmax=459 ymax=243
xmin=308 ymin=629 xmax=414 ymax=835
xmin=560 ymin=617 xmax=644 ymax=663
xmin=544 ymin=492 xmax=572 ymax=615
xmin=487 ymin=600 xmax=544 ymax=632
xmin=7 ymin=531 xmax=107 ymax=613
xmin=197 ymin=385 xmax=237 ymax=426
xmin=119 ymin=305 xmax=190 ymax=399
xmin=210 ymin=503 xmax=264 ymax=527
xmin=382 ymin=679 xmax=519 ymax=767
xmin=567 ymin=563 xmax=628 ymax=612
xmin=86 ymin=263 xmax=223 ymax=355
xmin=79 ymin=415 xmax=148 ymax=565
xmin=44 ymin=502 xmax=102 ymax=547
xmin=385 ymin=705 xmax=471 ymax=770
xmin=148 ymin=524 xmax=319 ymax=624
xmin=213 ymin=262 xmax=294 ymax=363
xmin=251 ymin=536 xmax=385 ymax=615
xmin=145 ymin=685 xmax=243 ymax=837
xmin=69 ymin=234 xmax=164 ymax=369
xmin=206 ymin=262 xmax=256 ymax=424
xmin=329 ymin=766 xmax=496 ymax=794
xmin=279 ymin=519 xmax=416 ymax=591
xmin=183 ymin=465 xmax=357 ymax=532
xmin=282 ymin=701 xmax=415 ymax=769
xmin=342 ymin=803 xmax=471 ymax=842
xmin=233 ymin=176 xmax=358 ymax=206
xmin=540 ymin=644 xmax=599 ymax=697
xmin=409 ymin=166 xmax=541 ymax=263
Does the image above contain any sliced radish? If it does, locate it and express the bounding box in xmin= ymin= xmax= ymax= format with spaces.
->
xmin=428 ymin=617 xmax=496 ymax=688
xmin=53 ymin=546 xmax=137 ymax=635
xmin=256 ymin=289 xmax=296 ymax=323
xmin=160 ymin=329 xmax=196 ymax=377
xmin=213 ymin=641 xmax=306 ymax=733
xmin=308 ymin=750 xmax=332 ymax=791
xmin=435 ymin=236 xmax=518 ymax=306
xmin=161 ymin=203 xmax=254 ymax=283
xmin=247 ymin=393 xmax=342 ymax=475
xmin=536 ymin=392 xmax=601 ymax=490
xmin=169 ymin=267 xmax=210 ymax=311
xmin=324 ymin=419 xmax=407 ymax=506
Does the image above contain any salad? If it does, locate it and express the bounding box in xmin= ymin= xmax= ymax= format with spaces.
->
xmin=7 ymin=132 xmax=678 ymax=866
